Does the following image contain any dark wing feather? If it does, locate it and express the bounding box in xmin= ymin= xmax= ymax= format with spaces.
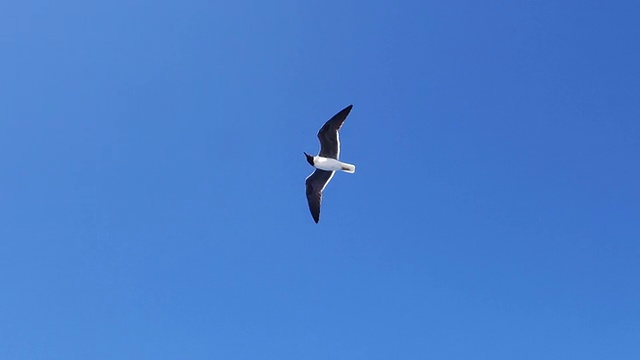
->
xmin=317 ymin=105 xmax=353 ymax=159
xmin=305 ymin=169 xmax=334 ymax=223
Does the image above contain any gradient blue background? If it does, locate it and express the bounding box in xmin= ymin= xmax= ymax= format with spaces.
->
xmin=2 ymin=0 xmax=639 ymax=358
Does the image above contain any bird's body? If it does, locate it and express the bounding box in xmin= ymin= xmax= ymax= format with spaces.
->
xmin=308 ymin=156 xmax=356 ymax=173
xmin=304 ymin=105 xmax=356 ymax=223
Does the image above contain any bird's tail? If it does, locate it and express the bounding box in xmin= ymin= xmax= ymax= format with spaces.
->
xmin=340 ymin=162 xmax=356 ymax=173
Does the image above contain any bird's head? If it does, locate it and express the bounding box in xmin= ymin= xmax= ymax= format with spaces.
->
xmin=304 ymin=152 xmax=314 ymax=166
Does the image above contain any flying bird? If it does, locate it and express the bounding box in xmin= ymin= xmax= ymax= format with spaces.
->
xmin=304 ymin=105 xmax=356 ymax=223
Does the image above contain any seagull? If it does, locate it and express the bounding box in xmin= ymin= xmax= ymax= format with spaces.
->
xmin=304 ymin=105 xmax=356 ymax=223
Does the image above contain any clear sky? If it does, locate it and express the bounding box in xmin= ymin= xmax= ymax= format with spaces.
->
xmin=1 ymin=0 xmax=639 ymax=359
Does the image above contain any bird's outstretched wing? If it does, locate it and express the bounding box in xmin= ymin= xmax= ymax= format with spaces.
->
xmin=317 ymin=105 xmax=353 ymax=160
xmin=305 ymin=169 xmax=335 ymax=223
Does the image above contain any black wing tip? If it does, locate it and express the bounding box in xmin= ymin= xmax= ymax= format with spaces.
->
xmin=323 ymin=104 xmax=353 ymax=128
xmin=310 ymin=206 xmax=320 ymax=223
xmin=310 ymin=210 xmax=320 ymax=223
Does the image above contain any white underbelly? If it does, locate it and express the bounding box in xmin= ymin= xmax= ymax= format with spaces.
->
xmin=314 ymin=157 xmax=344 ymax=171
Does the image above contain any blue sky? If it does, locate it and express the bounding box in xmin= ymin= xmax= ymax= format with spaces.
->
xmin=1 ymin=0 xmax=639 ymax=358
